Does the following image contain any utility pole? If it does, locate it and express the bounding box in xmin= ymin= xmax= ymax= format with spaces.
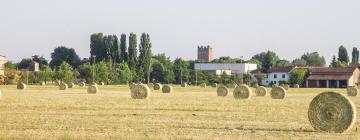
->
xmin=195 ymin=70 xmax=198 ymax=86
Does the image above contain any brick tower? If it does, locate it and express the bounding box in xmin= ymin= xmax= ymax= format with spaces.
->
xmin=197 ymin=45 xmax=213 ymax=62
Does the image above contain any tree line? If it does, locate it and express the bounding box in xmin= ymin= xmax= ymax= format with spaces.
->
xmin=3 ymin=34 xmax=359 ymax=85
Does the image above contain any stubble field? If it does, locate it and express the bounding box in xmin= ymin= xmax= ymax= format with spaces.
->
xmin=0 ymin=85 xmax=359 ymax=139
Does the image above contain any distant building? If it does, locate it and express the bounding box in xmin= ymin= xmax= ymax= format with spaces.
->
xmin=197 ymin=45 xmax=213 ymax=62
xmin=0 ymin=55 xmax=5 ymax=76
xmin=195 ymin=63 xmax=257 ymax=75
xmin=306 ymin=67 xmax=360 ymax=88
xmin=29 ymin=61 xmax=40 ymax=72
xmin=251 ymin=67 xmax=294 ymax=86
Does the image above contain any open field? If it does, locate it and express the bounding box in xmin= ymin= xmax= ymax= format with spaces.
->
xmin=0 ymin=85 xmax=359 ymax=139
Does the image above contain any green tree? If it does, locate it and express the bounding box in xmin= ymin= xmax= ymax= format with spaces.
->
xmin=77 ymin=64 xmax=93 ymax=83
xmin=291 ymin=58 xmax=307 ymax=67
xmin=275 ymin=59 xmax=292 ymax=67
xmin=351 ymin=47 xmax=359 ymax=65
xmin=150 ymin=61 xmax=166 ymax=83
xmin=120 ymin=34 xmax=128 ymax=63
xmin=138 ymin=33 xmax=152 ymax=83
xmin=95 ymin=62 xmax=111 ymax=84
xmin=90 ymin=33 xmax=105 ymax=62
xmin=38 ymin=65 xmax=54 ymax=83
xmin=330 ymin=56 xmax=337 ymax=68
xmin=128 ymin=33 xmax=138 ymax=70
xmin=338 ymin=46 xmax=349 ymax=63
xmin=289 ymin=69 xmax=308 ymax=86
xmin=17 ymin=58 xmax=33 ymax=69
xmin=55 ymin=62 xmax=74 ymax=83
xmin=301 ymin=52 xmax=326 ymax=66
xmin=32 ymin=55 xmax=48 ymax=69
xmin=334 ymin=61 xmax=348 ymax=68
xmin=49 ymin=46 xmax=81 ymax=69
xmin=173 ymin=58 xmax=190 ymax=84
xmin=262 ymin=51 xmax=279 ymax=72
xmin=114 ymin=63 xmax=132 ymax=84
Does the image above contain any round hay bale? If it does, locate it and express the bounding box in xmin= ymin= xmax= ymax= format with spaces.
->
xmin=253 ymin=84 xmax=259 ymax=88
xmin=347 ymin=86 xmax=359 ymax=96
xmin=293 ymin=84 xmax=300 ymax=88
xmin=200 ymin=83 xmax=206 ymax=88
xmin=181 ymin=83 xmax=188 ymax=87
xmin=59 ymin=83 xmax=68 ymax=90
xmin=100 ymin=82 xmax=105 ymax=86
xmin=40 ymin=81 xmax=46 ymax=86
xmin=55 ymin=80 xmax=60 ymax=86
xmin=308 ymin=91 xmax=356 ymax=133
xmin=79 ymin=82 xmax=86 ymax=87
xmin=0 ymin=90 xmax=2 ymax=99
xmin=68 ymin=82 xmax=75 ymax=88
xmin=217 ymin=85 xmax=229 ymax=96
xmin=154 ymin=83 xmax=162 ymax=90
xmin=212 ymin=83 xmax=218 ymax=88
xmin=17 ymin=82 xmax=26 ymax=90
xmin=255 ymin=86 xmax=267 ymax=96
xmin=131 ymin=84 xmax=150 ymax=99
xmin=280 ymin=84 xmax=289 ymax=90
xmin=233 ymin=84 xmax=252 ymax=99
xmin=162 ymin=85 xmax=173 ymax=94
xmin=270 ymin=86 xmax=287 ymax=99
xmin=87 ymin=85 xmax=98 ymax=94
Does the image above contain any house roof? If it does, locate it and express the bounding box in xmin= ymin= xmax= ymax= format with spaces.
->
xmin=307 ymin=74 xmax=353 ymax=80
xmin=306 ymin=67 xmax=358 ymax=80
xmin=268 ymin=67 xmax=294 ymax=73
xmin=309 ymin=67 xmax=357 ymax=74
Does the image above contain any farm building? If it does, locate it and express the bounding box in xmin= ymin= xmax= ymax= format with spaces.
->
xmin=0 ymin=55 xmax=5 ymax=76
xmin=194 ymin=63 xmax=257 ymax=75
xmin=305 ymin=67 xmax=360 ymax=88
xmin=251 ymin=67 xmax=294 ymax=86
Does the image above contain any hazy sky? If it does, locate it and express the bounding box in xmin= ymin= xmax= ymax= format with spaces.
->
xmin=1 ymin=0 xmax=360 ymax=64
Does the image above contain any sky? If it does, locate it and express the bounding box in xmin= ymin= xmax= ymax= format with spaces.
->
xmin=1 ymin=0 xmax=360 ymax=64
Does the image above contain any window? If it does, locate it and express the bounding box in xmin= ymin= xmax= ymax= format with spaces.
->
xmin=274 ymin=74 xmax=277 ymax=79
xmin=282 ymin=74 xmax=286 ymax=78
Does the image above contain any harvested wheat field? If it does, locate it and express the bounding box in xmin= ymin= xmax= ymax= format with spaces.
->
xmin=0 ymin=85 xmax=359 ymax=139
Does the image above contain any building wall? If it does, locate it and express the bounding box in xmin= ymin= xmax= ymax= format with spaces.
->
xmin=194 ymin=63 xmax=257 ymax=75
xmin=261 ymin=72 xmax=290 ymax=86
xmin=0 ymin=56 xmax=5 ymax=76
xmin=197 ymin=46 xmax=213 ymax=62
xmin=349 ymin=68 xmax=360 ymax=86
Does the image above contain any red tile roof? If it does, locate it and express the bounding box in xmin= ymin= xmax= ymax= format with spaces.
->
xmin=306 ymin=67 xmax=358 ymax=80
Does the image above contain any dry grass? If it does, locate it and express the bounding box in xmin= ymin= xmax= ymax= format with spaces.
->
xmin=0 ymin=85 xmax=359 ymax=139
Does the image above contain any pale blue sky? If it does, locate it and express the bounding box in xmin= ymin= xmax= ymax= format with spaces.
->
xmin=1 ymin=0 xmax=359 ymax=63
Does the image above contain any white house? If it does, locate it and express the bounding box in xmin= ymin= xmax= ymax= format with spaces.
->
xmin=0 ymin=55 xmax=5 ymax=76
xmin=251 ymin=67 xmax=294 ymax=86
xmin=194 ymin=63 xmax=257 ymax=75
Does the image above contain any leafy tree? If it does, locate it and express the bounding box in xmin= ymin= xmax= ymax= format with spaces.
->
xmin=38 ymin=65 xmax=54 ymax=83
xmin=173 ymin=58 xmax=190 ymax=84
xmin=90 ymin=33 xmax=105 ymax=62
xmin=253 ymin=71 xmax=264 ymax=85
xmin=150 ymin=61 xmax=166 ymax=83
xmin=17 ymin=58 xmax=32 ymax=70
xmin=351 ymin=47 xmax=359 ymax=65
xmin=275 ymin=59 xmax=292 ymax=67
xmin=330 ymin=56 xmax=337 ymax=68
xmin=32 ymin=55 xmax=48 ymax=68
xmin=114 ymin=63 xmax=132 ymax=84
xmin=77 ymin=64 xmax=93 ymax=83
xmin=301 ymin=52 xmax=326 ymax=66
xmin=5 ymin=62 xmax=17 ymax=70
xmin=138 ymin=33 xmax=152 ymax=83
xmin=262 ymin=51 xmax=279 ymax=72
xmin=334 ymin=61 xmax=348 ymax=68
xmin=49 ymin=46 xmax=81 ymax=69
xmin=120 ymin=34 xmax=128 ymax=63
xmin=291 ymin=58 xmax=307 ymax=67
xmin=338 ymin=46 xmax=349 ymax=63
xmin=211 ymin=56 xmax=244 ymax=63
xmin=55 ymin=62 xmax=74 ymax=83
xmin=128 ymin=33 xmax=138 ymax=70
xmin=103 ymin=35 xmax=120 ymax=63
xmin=289 ymin=69 xmax=308 ymax=86
xmin=152 ymin=54 xmax=175 ymax=83
xmin=95 ymin=62 xmax=111 ymax=84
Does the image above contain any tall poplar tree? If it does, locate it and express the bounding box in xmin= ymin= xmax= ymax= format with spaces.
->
xmin=138 ymin=33 xmax=152 ymax=83
xmin=120 ymin=33 xmax=128 ymax=63
xmin=128 ymin=33 xmax=138 ymax=70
